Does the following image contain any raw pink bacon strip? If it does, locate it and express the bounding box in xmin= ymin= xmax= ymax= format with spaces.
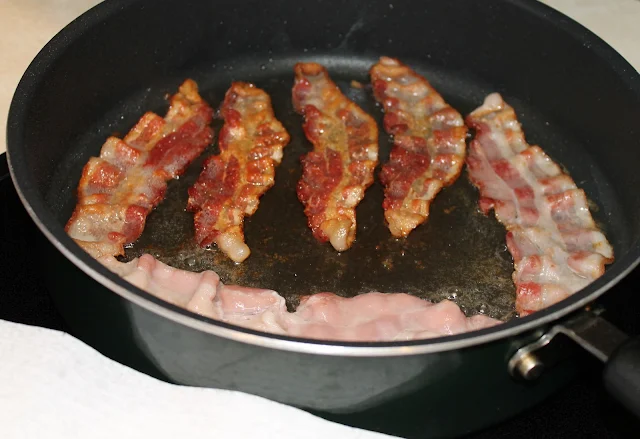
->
xmin=187 ymin=82 xmax=290 ymax=263
xmin=370 ymin=57 xmax=467 ymax=237
xmin=66 ymin=80 xmax=214 ymax=259
xmin=466 ymin=93 xmax=614 ymax=316
xmin=293 ymin=62 xmax=379 ymax=251
xmin=100 ymin=255 xmax=500 ymax=342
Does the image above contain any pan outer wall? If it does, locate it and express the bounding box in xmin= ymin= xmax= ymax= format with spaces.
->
xmin=45 ymin=244 xmax=577 ymax=438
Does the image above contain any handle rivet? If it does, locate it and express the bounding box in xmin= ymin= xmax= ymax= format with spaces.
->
xmin=513 ymin=352 xmax=545 ymax=380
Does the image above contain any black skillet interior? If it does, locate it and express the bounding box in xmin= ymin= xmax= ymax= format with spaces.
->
xmin=24 ymin=0 xmax=639 ymax=324
xmin=122 ymin=57 xmax=522 ymax=320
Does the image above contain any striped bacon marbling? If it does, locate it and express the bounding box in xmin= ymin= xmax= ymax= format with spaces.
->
xmin=293 ymin=62 xmax=379 ymax=251
xmin=187 ymin=82 xmax=290 ymax=263
xmin=370 ymin=57 xmax=467 ymax=237
xmin=466 ymin=93 xmax=614 ymax=316
xmin=66 ymin=80 xmax=213 ymax=259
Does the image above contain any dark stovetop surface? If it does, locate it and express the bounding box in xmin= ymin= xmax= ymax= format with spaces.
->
xmin=1 ymin=152 xmax=639 ymax=438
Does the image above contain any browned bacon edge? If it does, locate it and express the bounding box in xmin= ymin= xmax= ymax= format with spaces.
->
xmin=466 ymin=93 xmax=614 ymax=316
xmin=292 ymin=62 xmax=379 ymax=251
xmin=65 ymin=79 xmax=214 ymax=259
xmin=370 ymin=56 xmax=467 ymax=237
xmin=187 ymin=82 xmax=290 ymax=263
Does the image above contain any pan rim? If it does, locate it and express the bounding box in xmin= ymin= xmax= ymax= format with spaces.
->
xmin=7 ymin=0 xmax=640 ymax=356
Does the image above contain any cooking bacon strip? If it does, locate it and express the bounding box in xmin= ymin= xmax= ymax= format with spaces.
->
xmin=101 ymin=254 xmax=501 ymax=341
xmin=187 ymin=82 xmax=290 ymax=263
xmin=466 ymin=93 xmax=614 ymax=316
xmin=293 ymin=63 xmax=379 ymax=251
xmin=370 ymin=57 xmax=467 ymax=237
xmin=65 ymin=80 xmax=214 ymax=259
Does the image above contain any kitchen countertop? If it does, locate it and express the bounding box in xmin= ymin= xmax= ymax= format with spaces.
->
xmin=1 ymin=0 xmax=639 ymax=156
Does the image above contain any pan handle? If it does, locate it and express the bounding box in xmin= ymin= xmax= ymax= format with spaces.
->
xmin=508 ymin=310 xmax=640 ymax=418
xmin=603 ymin=337 xmax=640 ymax=418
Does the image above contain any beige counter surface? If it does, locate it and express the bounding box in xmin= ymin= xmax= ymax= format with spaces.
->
xmin=1 ymin=0 xmax=639 ymax=154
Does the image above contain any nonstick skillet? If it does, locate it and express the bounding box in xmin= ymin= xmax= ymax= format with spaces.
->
xmin=6 ymin=0 xmax=640 ymax=437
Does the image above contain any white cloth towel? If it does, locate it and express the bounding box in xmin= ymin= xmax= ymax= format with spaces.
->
xmin=0 ymin=319 xmax=396 ymax=439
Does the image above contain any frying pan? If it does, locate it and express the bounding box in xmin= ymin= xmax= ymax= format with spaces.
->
xmin=6 ymin=0 xmax=640 ymax=437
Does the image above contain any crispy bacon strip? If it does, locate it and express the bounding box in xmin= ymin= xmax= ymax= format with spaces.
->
xmin=187 ymin=82 xmax=290 ymax=263
xmin=370 ymin=57 xmax=467 ymax=237
xmin=466 ymin=93 xmax=614 ymax=316
xmin=66 ymin=80 xmax=214 ymax=259
xmin=100 ymin=254 xmax=501 ymax=341
xmin=293 ymin=63 xmax=379 ymax=251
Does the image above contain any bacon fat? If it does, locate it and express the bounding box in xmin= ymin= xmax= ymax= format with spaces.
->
xmin=466 ymin=93 xmax=614 ymax=316
xmin=66 ymin=80 xmax=214 ymax=259
xmin=293 ymin=62 xmax=379 ymax=251
xmin=370 ymin=57 xmax=467 ymax=237
xmin=187 ymin=82 xmax=290 ymax=263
